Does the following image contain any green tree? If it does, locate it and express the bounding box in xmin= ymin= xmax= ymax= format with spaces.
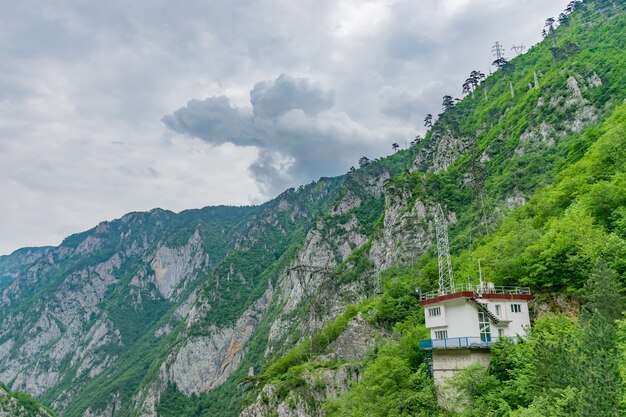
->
xmin=442 ymin=95 xmax=455 ymax=111
xmin=574 ymin=263 xmax=625 ymax=416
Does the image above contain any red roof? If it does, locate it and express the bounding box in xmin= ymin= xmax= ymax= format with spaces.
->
xmin=419 ymin=291 xmax=533 ymax=306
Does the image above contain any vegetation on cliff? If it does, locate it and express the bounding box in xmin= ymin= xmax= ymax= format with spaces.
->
xmin=0 ymin=382 xmax=56 ymax=417
xmin=1 ymin=1 xmax=624 ymax=416
xmin=244 ymin=1 xmax=626 ymax=416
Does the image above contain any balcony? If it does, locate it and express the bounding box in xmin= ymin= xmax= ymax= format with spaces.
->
xmin=418 ymin=285 xmax=531 ymax=301
xmin=419 ymin=337 xmax=496 ymax=350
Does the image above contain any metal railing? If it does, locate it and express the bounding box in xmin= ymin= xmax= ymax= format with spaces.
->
xmin=419 ymin=337 xmax=496 ymax=349
xmin=418 ymin=285 xmax=531 ymax=301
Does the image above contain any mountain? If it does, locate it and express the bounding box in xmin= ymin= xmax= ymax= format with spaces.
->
xmin=0 ymin=247 xmax=52 ymax=289
xmin=1 ymin=1 xmax=624 ymax=416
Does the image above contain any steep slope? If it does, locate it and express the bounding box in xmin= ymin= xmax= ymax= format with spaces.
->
xmin=0 ymin=185 xmax=344 ymax=415
xmin=133 ymin=151 xmax=415 ymax=417
xmin=240 ymin=1 xmax=626 ymax=416
xmin=0 ymin=150 xmax=415 ymax=417
xmin=0 ymin=247 xmax=52 ymax=289
xmin=1 ymin=1 xmax=624 ymax=416
xmin=0 ymin=382 xmax=56 ymax=417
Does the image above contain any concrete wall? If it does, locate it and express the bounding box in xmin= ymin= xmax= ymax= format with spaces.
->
xmin=425 ymin=304 xmax=447 ymax=329
xmin=432 ymin=349 xmax=493 ymax=411
xmin=431 ymin=349 xmax=492 ymax=384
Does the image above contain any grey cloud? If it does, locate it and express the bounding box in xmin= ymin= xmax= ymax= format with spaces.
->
xmin=0 ymin=0 xmax=572 ymax=254
xmin=162 ymin=96 xmax=257 ymax=146
xmin=379 ymin=87 xmax=424 ymax=121
xmin=248 ymin=150 xmax=294 ymax=197
xmin=384 ymin=31 xmax=436 ymax=61
xmin=250 ymin=74 xmax=335 ymax=118
xmin=163 ymin=74 xmax=385 ymax=195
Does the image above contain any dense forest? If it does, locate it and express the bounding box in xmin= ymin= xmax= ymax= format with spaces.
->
xmin=0 ymin=1 xmax=624 ymax=416
xmin=237 ymin=1 xmax=626 ymax=416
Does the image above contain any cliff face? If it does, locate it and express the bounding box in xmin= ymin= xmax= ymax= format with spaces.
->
xmin=240 ymin=313 xmax=382 ymax=417
xmin=0 ymin=178 xmax=369 ymax=417
xmin=0 ymin=247 xmax=52 ymax=289
xmin=236 ymin=3 xmax=626 ymax=415
xmin=1 ymin=3 xmax=624 ymax=417
xmin=0 ymin=150 xmax=417 ymax=417
xmin=0 ymin=383 xmax=56 ymax=417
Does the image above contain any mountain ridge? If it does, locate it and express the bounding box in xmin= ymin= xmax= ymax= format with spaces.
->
xmin=1 ymin=1 xmax=624 ymax=416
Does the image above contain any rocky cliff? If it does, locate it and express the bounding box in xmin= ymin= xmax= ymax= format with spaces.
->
xmin=0 ymin=2 xmax=624 ymax=416
xmin=0 ymin=383 xmax=56 ymax=417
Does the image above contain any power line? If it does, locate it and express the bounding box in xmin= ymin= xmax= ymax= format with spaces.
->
xmin=426 ymin=19 xmax=626 ymax=272
xmin=476 ymin=17 xmax=626 ymax=175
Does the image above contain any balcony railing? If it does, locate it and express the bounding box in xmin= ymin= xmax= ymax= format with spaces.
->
xmin=419 ymin=337 xmax=496 ymax=350
xmin=418 ymin=285 xmax=531 ymax=301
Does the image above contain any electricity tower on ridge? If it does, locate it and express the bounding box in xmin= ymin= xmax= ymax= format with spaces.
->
xmin=492 ymin=42 xmax=505 ymax=60
xmin=491 ymin=41 xmax=508 ymax=69
xmin=511 ymin=44 xmax=526 ymax=56
xmin=434 ymin=204 xmax=455 ymax=295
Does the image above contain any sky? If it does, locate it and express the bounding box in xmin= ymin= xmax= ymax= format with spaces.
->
xmin=0 ymin=0 xmax=570 ymax=255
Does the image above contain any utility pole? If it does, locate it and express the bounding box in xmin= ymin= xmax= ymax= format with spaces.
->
xmin=477 ymin=258 xmax=485 ymax=295
xmin=434 ymin=204 xmax=455 ymax=295
xmin=511 ymin=45 xmax=526 ymax=56
xmin=509 ymin=81 xmax=515 ymax=98
xmin=534 ymin=71 xmax=540 ymax=89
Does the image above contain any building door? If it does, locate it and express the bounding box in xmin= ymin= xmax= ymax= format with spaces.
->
xmin=478 ymin=311 xmax=491 ymax=342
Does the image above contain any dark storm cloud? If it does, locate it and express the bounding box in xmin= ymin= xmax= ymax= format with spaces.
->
xmin=162 ymin=74 xmax=384 ymax=194
xmin=250 ymin=74 xmax=335 ymax=118
xmin=162 ymin=96 xmax=257 ymax=146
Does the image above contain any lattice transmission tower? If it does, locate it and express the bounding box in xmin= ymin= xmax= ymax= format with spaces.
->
xmin=491 ymin=41 xmax=505 ymax=60
xmin=434 ymin=204 xmax=455 ymax=295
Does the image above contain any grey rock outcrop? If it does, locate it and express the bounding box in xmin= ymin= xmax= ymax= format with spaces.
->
xmin=0 ymin=384 xmax=55 ymax=417
xmin=240 ymin=364 xmax=360 ymax=417
xmin=412 ymin=129 xmax=473 ymax=174
xmin=149 ymin=230 xmax=207 ymax=299
xmin=134 ymin=285 xmax=273 ymax=416
xmin=370 ymin=192 xmax=434 ymax=272
xmin=329 ymin=313 xmax=380 ymax=361
xmin=0 ymin=254 xmax=123 ymax=398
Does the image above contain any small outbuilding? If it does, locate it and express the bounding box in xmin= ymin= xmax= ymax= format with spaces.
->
xmin=419 ymin=284 xmax=533 ymax=383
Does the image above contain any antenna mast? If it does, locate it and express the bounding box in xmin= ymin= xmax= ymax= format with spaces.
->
xmin=435 ymin=204 xmax=455 ymax=295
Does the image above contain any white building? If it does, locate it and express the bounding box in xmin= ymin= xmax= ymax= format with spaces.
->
xmin=419 ymin=284 xmax=532 ymax=383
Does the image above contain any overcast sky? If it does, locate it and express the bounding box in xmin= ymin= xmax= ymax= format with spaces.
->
xmin=0 ymin=0 xmax=569 ymax=255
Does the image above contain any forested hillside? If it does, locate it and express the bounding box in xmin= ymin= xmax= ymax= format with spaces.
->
xmin=0 ymin=382 xmax=56 ymax=417
xmin=241 ymin=1 xmax=626 ymax=416
xmin=0 ymin=1 xmax=624 ymax=416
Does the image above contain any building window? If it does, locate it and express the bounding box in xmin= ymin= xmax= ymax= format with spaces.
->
xmin=511 ymin=304 xmax=522 ymax=313
xmin=498 ymin=328 xmax=505 ymax=337
xmin=478 ymin=311 xmax=491 ymax=342
xmin=434 ymin=330 xmax=448 ymax=339
xmin=495 ymin=304 xmax=502 ymax=316
xmin=428 ymin=307 xmax=441 ymax=317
